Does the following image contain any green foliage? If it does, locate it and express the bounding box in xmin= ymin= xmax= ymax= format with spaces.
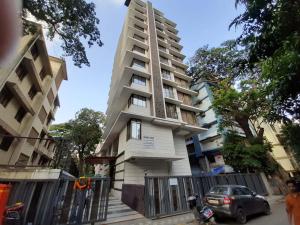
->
xmin=189 ymin=41 xmax=271 ymax=139
xmin=212 ymin=79 xmax=270 ymax=139
xmin=281 ymin=123 xmax=300 ymax=163
xmin=222 ymin=132 xmax=277 ymax=174
xmin=50 ymin=108 xmax=106 ymax=175
xmin=189 ymin=40 xmax=249 ymax=84
xmin=232 ymin=0 xmax=300 ymax=120
xmin=23 ymin=0 xmax=103 ymax=67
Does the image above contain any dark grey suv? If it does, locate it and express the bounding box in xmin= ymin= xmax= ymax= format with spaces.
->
xmin=205 ymin=185 xmax=270 ymax=224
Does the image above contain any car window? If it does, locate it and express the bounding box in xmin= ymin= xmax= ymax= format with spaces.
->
xmin=239 ymin=187 xmax=253 ymax=195
xmin=209 ymin=187 xmax=229 ymax=195
xmin=232 ymin=188 xmax=243 ymax=195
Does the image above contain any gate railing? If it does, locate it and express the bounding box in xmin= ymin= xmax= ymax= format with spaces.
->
xmin=144 ymin=173 xmax=268 ymax=218
xmin=0 ymin=177 xmax=110 ymax=225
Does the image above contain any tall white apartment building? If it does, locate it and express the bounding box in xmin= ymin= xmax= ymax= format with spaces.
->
xmin=0 ymin=25 xmax=67 ymax=166
xmin=99 ymin=0 xmax=205 ymax=197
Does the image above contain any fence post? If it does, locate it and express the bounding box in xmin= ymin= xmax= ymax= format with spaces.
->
xmin=260 ymin=173 xmax=273 ymax=196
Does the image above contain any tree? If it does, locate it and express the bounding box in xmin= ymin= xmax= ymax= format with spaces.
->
xmin=23 ymin=0 xmax=103 ymax=67
xmin=50 ymin=108 xmax=106 ymax=176
xmin=189 ymin=41 xmax=270 ymax=140
xmin=231 ymin=0 xmax=300 ymax=121
xmin=212 ymin=79 xmax=271 ymax=140
xmin=189 ymin=41 xmax=279 ymax=172
xmin=222 ymin=132 xmax=277 ymax=174
xmin=68 ymin=108 xmax=105 ymax=175
xmin=281 ymin=123 xmax=300 ymax=164
xmin=188 ymin=40 xmax=249 ymax=84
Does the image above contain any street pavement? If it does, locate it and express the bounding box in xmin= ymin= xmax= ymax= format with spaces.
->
xmin=216 ymin=200 xmax=289 ymax=225
xmin=99 ymin=196 xmax=288 ymax=225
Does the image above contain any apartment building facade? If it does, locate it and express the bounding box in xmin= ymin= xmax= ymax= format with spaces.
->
xmin=253 ymin=120 xmax=297 ymax=176
xmin=188 ymin=80 xmax=297 ymax=176
xmin=0 ymin=26 xmax=67 ymax=166
xmin=99 ymin=0 xmax=205 ymax=197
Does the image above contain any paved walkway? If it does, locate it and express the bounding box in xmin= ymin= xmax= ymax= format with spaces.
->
xmin=98 ymin=195 xmax=285 ymax=225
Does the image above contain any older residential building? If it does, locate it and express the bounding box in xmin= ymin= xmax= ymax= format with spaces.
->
xmin=98 ymin=0 xmax=205 ymax=198
xmin=188 ymin=80 xmax=297 ymax=176
xmin=0 ymin=25 xmax=67 ymax=166
xmin=253 ymin=120 xmax=297 ymax=176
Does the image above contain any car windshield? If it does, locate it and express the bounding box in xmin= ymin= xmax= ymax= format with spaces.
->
xmin=209 ymin=186 xmax=229 ymax=195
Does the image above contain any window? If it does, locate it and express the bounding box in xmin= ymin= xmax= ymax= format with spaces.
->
xmin=155 ymin=19 xmax=162 ymax=24
xmin=135 ymin=8 xmax=144 ymax=14
xmin=128 ymin=94 xmax=146 ymax=107
xmin=171 ymin=45 xmax=180 ymax=51
xmin=161 ymin=69 xmax=171 ymax=80
xmin=158 ymin=45 xmax=166 ymax=52
xmin=174 ymin=65 xmax=185 ymax=74
xmin=160 ymin=56 xmax=168 ymax=64
xmin=173 ymin=55 xmax=182 ymax=62
xmin=239 ymin=187 xmax=253 ymax=195
xmin=134 ymin=24 xmax=144 ymax=32
xmin=132 ymin=45 xmax=145 ymax=54
xmin=28 ymin=85 xmax=37 ymax=99
xmin=131 ymin=75 xmax=146 ymax=86
xmin=156 ymin=26 xmax=163 ymax=32
xmin=157 ymin=35 xmax=165 ymax=41
xmin=38 ymin=106 xmax=47 ymax=123
xmin=31 ymin=151 xmax=38 ymax=163
xmin=127 ymin=119 xmax=142 ymax=140
xmin=15 ymin=153 xmax=30 ymax=166
xmin=0 ymin=129 xmax=14 ymax=151
xmin=15 ymin=107 xmax=27 ymax=123
xmin=166 ymin=103 xmax=178 ymax=119
xmin=177 ymin=92 xmax=192 ymax=105
xmin=15 ymin=62 xmax=28 ymax=81
xmin=131 ymin=59 xmax=146 ymax=69
xmin=0 ymin=85 xmax=13 ymax=107
xmin=175 ymin=77 xmax=188 ymax=88
xmin=169 ymin=37 xmax=178 ymax=43
xmin=46 ymin=113 xmax=53 ymax=125
xmin=167 ymin=29 xmax=176 ymax=35
xmin=163 ymin=85 xmax=174 ymax=98
xmin=31 ymin=43 xmax=39 ymax=60
xmin=134 ymin=16 xmax=144 ymax=22
xmin=209 ymin=186 xmax=229 ymax=195
xmin=39 ymin=67 xmax=47 ymax=80
xmin=133 ymin=34 xmax=145 ymax=42
xmin=181 ymin=110 xmax=196 ymax=125
xmin=27 ymin=127 xmax=39 ymax=146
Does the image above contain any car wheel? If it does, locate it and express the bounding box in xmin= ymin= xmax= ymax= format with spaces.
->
xmin=236 ymin=208 xmax=247 ymax=224
xmin=263 ymin=202 xmax=271 ymax=215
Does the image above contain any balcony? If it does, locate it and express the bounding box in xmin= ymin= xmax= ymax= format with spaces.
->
xmin=156 ymin=29 xmax=166 ymax=38
xmin=162 ymin=76 xmax=177 ymax=87
xmin=166 ymin=30 xmax=180 ymax=42
xmin=129 ymin=8 xmax=147 ymax=21
xmin=176 ymin=85 xmax=198 ymax=96
xmin=6 ymin=82 xmax=35 ymax=115
xmin=180 ymin=103 xmax=202 ymax=113
xmin=165 ymin=23 xmax=178 ymax=34
xmin=123 ymin=50 xmax=150 ymax=68
xmin=127 ymin=36 xmax=148 ymax=51
xmin=168 ymin=47 xmax=185 ymax=60
xmin=172 ymin=59 xmax=188 ymax=70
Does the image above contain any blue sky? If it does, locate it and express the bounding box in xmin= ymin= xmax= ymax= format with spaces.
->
xmin=47 ymin=0 xmax=243 ymax=124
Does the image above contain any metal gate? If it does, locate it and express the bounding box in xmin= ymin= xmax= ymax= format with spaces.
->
xmin=144 ymin=173 xmax=268 ymax=218
xmin=0 ymin=177 xmax=110 ymax=225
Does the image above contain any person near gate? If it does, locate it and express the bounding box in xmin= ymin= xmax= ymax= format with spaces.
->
xmin=285 ymin=179 xmax=300 ymax=225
